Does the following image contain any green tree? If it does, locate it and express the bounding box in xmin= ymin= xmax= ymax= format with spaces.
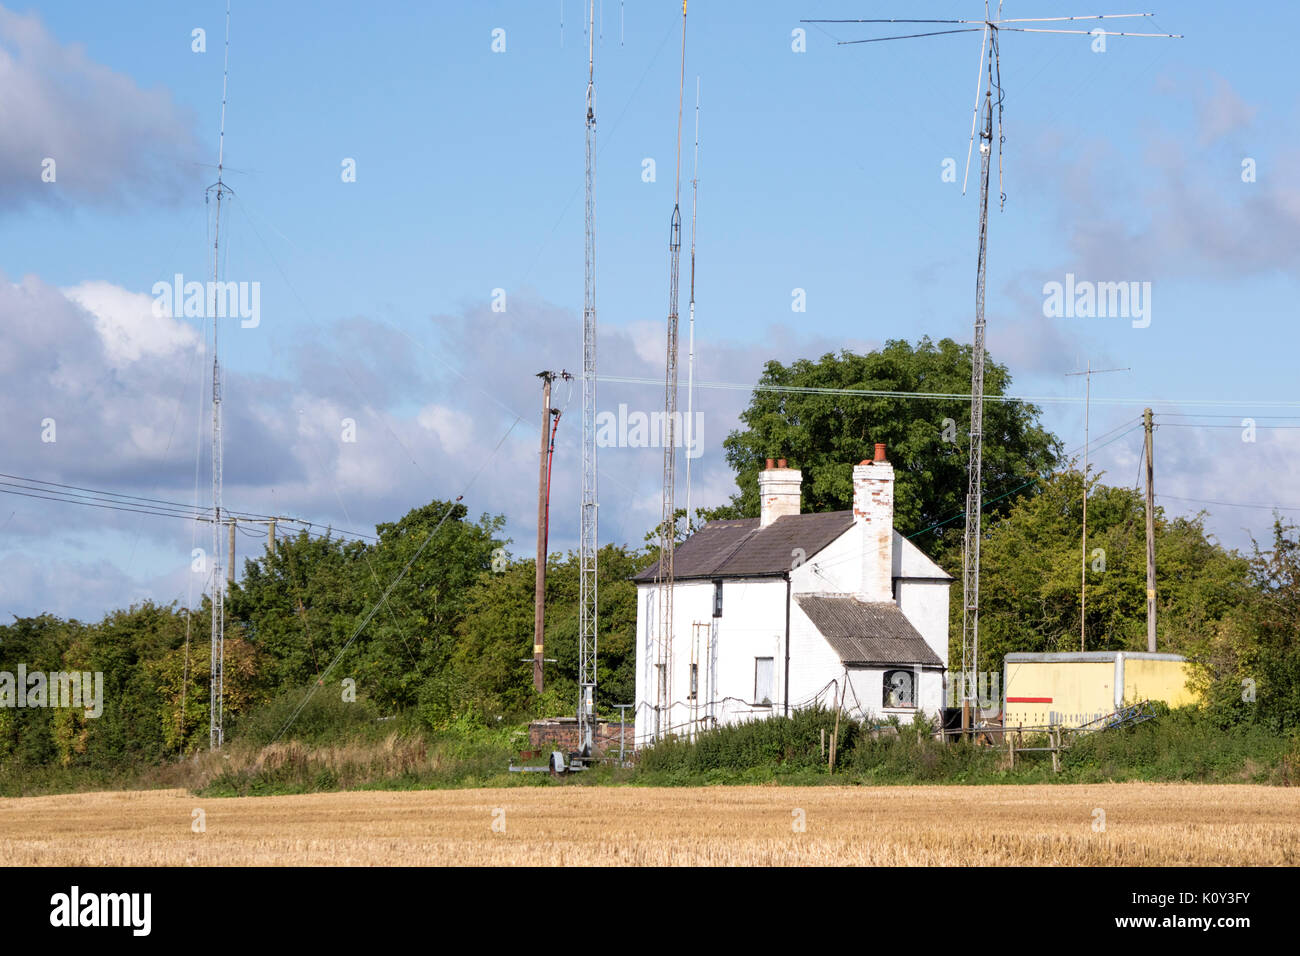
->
xmin=452 ymin=544 xmax=652 ymax=721
xmin=363 ymin=500 xmax=505 ymax=710
xmin=229 ymin=530 xmax=371 ymax=693
xmin=1189 ymin=519 xmax=1300 ymax=733
xmin=228 ymin=499 xmax=506 ymax=716
xmin=0 ymin=614 xmax=86 ymax=766
xmin=716 ymin=338 xmax=1061 ymax=551
xmin=959 ymin=470 xmax=1249 ymax=675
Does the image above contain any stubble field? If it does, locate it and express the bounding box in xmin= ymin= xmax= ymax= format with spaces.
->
xmin=1 ymin=783 xmax=1296 ymax=866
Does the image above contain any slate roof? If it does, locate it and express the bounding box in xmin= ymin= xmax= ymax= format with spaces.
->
xmin=794 ymin=594 xmax=944 ymax=667
xmin=632 ymin=510 xmax=855 ymax=582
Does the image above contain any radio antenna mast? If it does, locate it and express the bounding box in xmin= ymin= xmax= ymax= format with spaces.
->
xmin=801 ymin=4 xmax=1180 ymax=732
xmin=578 ymin=0 xmax=599 ymax=757
xmin=208 ymin=0 xmax=233 ymax=750
xmin=654 ymin=0 xmax=688 ymax=741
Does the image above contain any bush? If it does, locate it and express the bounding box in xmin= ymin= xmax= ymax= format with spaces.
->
xmin=231 ymin=688 xmax=384 ymax=747
xmin=1062 ymin=704 xmax=1292 ymax=783
xmin=637 ymin=705 xmax=856 ymax=776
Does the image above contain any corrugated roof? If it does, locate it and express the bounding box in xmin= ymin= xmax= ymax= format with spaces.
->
xmin=632 ymin=511 xmax=855 ymax=582
xmin=794 ymin=594 xmax=944 ymax=667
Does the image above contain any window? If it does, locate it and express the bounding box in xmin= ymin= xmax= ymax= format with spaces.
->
xmin=689 ymin=663 xmax=698 ymax=700
xmin=754 ymin=657 xmax=774 ymax=707
xmin=883 ymin=669 xmax=917 ymax=709
xmin=712 ymin=580 xmax=723 ymax=618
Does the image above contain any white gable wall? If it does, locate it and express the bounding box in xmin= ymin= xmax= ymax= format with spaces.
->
xmin=790 ymin=525 xmax=860 ymax=593
xmin=634 ymin=577 xmax=790 ymax=746
xmin=897 ymin=579 xmax=950 ymax=671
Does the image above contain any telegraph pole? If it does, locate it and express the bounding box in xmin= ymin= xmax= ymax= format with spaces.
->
xmin=268 ymin=517 xmax=276 ymax=555
xmin=533 ymin=371 xmax=569 ymax=694
xmin=1065 ymin=362 xmax=1129 ymax=651
xmin=534 ymin=372 xmax=554 ymax=694
xmin=1144 ymin=408 xmax=1157 ymax=652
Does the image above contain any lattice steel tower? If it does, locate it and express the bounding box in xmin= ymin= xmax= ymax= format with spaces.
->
xmin=578 ymin=0 xmax=599 ymax=755
xmin=654 ymin=1 xmax=688 ymax=740
xmin=208 ymin=0 xmax=232 ymax=750
xmin=962 ymin=55 xmax=995 ymax=728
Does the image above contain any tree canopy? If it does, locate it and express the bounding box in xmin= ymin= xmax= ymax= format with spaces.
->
xmin=711 ymin=338 xmax=1061 ymax=551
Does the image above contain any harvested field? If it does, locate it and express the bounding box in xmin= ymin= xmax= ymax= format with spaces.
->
xmin=1 ymin=783 xmax=1296 ymax=866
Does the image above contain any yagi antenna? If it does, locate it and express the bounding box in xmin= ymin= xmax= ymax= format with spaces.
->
xmin=804 ymin=8 xmax=1180 ymax=195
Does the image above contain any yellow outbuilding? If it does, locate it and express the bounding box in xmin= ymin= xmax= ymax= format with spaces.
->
xmin=1002 ymin=651 xmax=1198 ymax=728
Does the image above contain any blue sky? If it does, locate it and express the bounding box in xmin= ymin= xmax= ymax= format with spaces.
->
xmin=2 ymin=1 xmax=1298 ymax=621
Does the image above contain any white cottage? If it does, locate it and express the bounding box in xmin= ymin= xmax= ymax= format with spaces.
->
xmin=632 ymin=444 xmax=952 ymax=746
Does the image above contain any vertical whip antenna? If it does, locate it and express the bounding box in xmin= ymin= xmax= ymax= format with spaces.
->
xmin=800 ymin=5 xmax=1180 ymax=733
xmin=578 ymin=0 xmax=599 ymax=756
xmin=685 ymin=76 xmax=699 ymax=531
xmin=208 ymin=0 xmax=232 ymax=751
xmin=654 ymin=0 xmax=688 ymax=741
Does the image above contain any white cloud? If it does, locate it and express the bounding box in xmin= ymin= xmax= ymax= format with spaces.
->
xmin=1198 ymin=74 xmax=1257 ymax=147
xmin=63 ymin=280 xmax=201 ymax=367
xmin=0 ymin=6 xmax=199 ymax=210
xmin=417 ymin=404 xmax=474 ymax=455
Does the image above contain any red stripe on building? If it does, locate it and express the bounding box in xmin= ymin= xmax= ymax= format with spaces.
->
xmin=1006 ymin=696 xmax=1052 ymax=703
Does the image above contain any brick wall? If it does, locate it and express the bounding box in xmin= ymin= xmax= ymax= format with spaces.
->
xmin=528 ymin=719 xmax=634 ymax=756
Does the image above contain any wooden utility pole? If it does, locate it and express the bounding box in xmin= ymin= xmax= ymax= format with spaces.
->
xmin=267 ymin=517 xmax=276 ymax=555
xmin=534 ymin=371 xmax=558 ymax=694
xmin=1144 ymin=408 xmax=1157 ymax=652
xmin=226 ymin=518 xmax=236 ymax=585
xmin=1065 ymin=362 xmax=1129 ymax=651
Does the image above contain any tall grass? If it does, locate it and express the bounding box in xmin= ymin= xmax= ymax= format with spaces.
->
xmin=633 ymin=705 xmax=1297 ymax=786
xmin=636 ymin=706 xmax=859 ymax=783
xmin=200 ymin=701 xmax=529 ymax=796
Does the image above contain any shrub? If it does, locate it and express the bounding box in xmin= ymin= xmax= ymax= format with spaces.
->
xmin=637 ymin=706 xmax=856 ymax=776
xmin=231 ymin=688 xmax=384 ymax=747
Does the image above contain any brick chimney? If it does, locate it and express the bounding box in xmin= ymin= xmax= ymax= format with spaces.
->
xmin=758 ymin=458 xmax=801 ymax=527
xmin=852 ymin=443 xmax=894 ymax=602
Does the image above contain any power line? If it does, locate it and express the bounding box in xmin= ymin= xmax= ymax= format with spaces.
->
xmin=0 ymin=486 xmax=207 ymax=523
xmin=1159 ymin=413 xmax=1300 ymax=419
xmin=1157 ymin=494 xmax=1300 ymax=514
xmin=597 ymin=374 xmax=1299 ymax=410
xmin=0 ymin=472 xmax=286 ymax=520
xmin=0 ymin=472 xmax=379 ymax=542
xmin=1160 ymin=423 xmax=1300 ymax=429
